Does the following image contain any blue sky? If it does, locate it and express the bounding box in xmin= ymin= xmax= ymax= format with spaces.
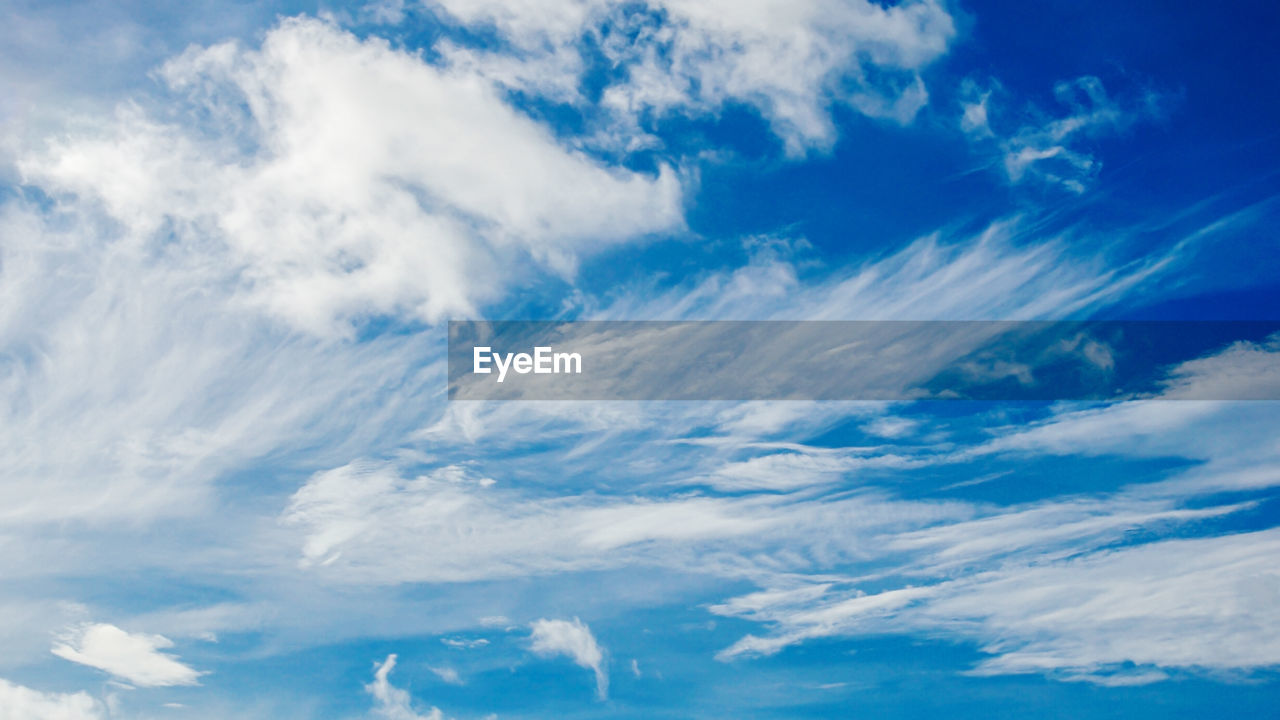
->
xmin=1 ymin=0 xmax=1279 ymax=718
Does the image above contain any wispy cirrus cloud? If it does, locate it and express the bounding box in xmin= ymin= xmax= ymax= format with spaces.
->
xmin=705 ymin=341 xmax=1280 ymax=681
xmin=285 ymin=334 xmax=1280 ymax=686
xmin=961 ymin=75 xmax=1169 ymax=192
xmin=0 ymin=196 xmax=441 ymax=528
xmin=715 ymin=527 xmax=1280 ymax=685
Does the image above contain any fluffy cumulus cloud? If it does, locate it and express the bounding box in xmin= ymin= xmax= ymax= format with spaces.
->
xmin=430 ymin=0 xmax=956 ymax=154
xmin=20 ymin=16 xmax=683 ymax=336
xmin=0 ymin=678 xmax=103 ymax=720
xmin=51 ymin=623 xmax=203 ymax=688
xmin=529 ymin=618 xmax=608 ymax=699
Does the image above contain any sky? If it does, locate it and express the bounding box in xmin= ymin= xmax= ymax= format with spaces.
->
xmin=1 ymin=0 xmax=1279 ymax=718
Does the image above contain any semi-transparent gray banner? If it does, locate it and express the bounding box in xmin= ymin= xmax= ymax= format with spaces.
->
xmin=447 ymin=321 xmax=1280 ymax=401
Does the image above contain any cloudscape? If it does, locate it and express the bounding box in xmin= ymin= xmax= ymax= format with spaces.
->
xmin=1 ymin=1 xmax=1278 ymax=718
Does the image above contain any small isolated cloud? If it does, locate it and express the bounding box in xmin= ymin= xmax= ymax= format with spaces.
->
xmin=51 ymin=623 xmax=203 ymax=688
xmin=0 ymin=677 xmax=104 ymax=720
xmin=529 ymin=618 xmax=608 ymax=700
xmin=366 ymin=654 xmax=445 ymax=720
xmin=961 ymin=75 xmax=1167 ymax=192
xmin=862 ymin=416 xmax=918 ymax=439
xmin=440 ymin=637 xmax=489 ymax=650
xmin=428 ymin=666 xmax=463 ymax=685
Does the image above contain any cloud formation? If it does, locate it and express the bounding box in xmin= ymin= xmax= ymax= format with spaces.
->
xmin=708 ymin=343 xmax=1280 ymax=682
xmin=961 ymin=76 xmax=1166 ymax=192
xmin=0 ymin=678 xmax=103 ymax=720
xmin=367 ymin=654 xmax=445 ymax=720
xmin=430 ymin=0 xmax=955 ymax=154
xmin=716 ymin=527 xmax=1280 ymax=684
xmin=287 ymin=339 xmax=1280 ymax=686
xmin=529 ymin=617 xmax=608 ymax=700
xmin=2 ymin=0 xmax=1276 ymax=713
xmin=21 ymin=16 xmax=683 ymax=336
xmin=51 ymin=623 xmax=203 ymax=688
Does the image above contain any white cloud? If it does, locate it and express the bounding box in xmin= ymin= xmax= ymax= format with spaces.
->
xmin=0 ymin=1 xmax=284 ymax=174
xmin=588 ymin=219 xmax=1175 ymax=322
xmin=1 ymin=0 xmax=1272 ymax=708
xmin=20 ymin=16 xmax=683 ymax=337
xmin=428 ymin=666 xmax=463 ymax=685
xmin=715 ymin=584 xmax=937 ymax=659
xmin=697 ymin=449 xmax=923 ymax=492
xmin=441 ymin=637 xmax=489 ymax=650
xmin=529 ymin=618 xmax=608 ymax=700
xmin=0 ymin=12 xmax=690 ymax=605
xmin=362 ymin=0 xmax=409 ymax=25
xmin=122 ymin=603 xmax=272 ymax=645
xmin=1160 ymin=334 xmax=1280 ymax=400
xmin=967 ymin=337 xmax=1280 ymax=498
xmin=367 ymin=655 xmax=445 ymax=720
xmin=279 ymin=437 xmax=995 ymax=587
xmin=704 ymin=342 xmax=1280 ymax=682
xmin=280 ymin=238 xmax=1245 ymax=585
xmin=51 ymin=623 xmax=202 ymax=688
xmin=0 ymin=200 xmax=440 ymax=528
xmin=530 ymin=339 xmax=1268 ymax=684
xmin=280 ymin=459 xmax=787 ymax=581
xmin=961 ymin=76 xmax=1166 ymax=192
xmin=0 ymin=678 xmax=103 ymax=720
xmin=0 ymin=601 xmax=90 ymax=675
xmin=715 ymin=525 xmax=1280 ymax=683
xmin=862 ymin=416 xmax=918 ymax=439
xmin=939 ymin=531 xmax=1280 ymax=678
xmin=883 ymin=497 xmax=1251 ymax=582
xmin=430 ymin=0 xmax=956 ymax=155
xmin=273 ymin=224 xmax=1276 ymax=688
